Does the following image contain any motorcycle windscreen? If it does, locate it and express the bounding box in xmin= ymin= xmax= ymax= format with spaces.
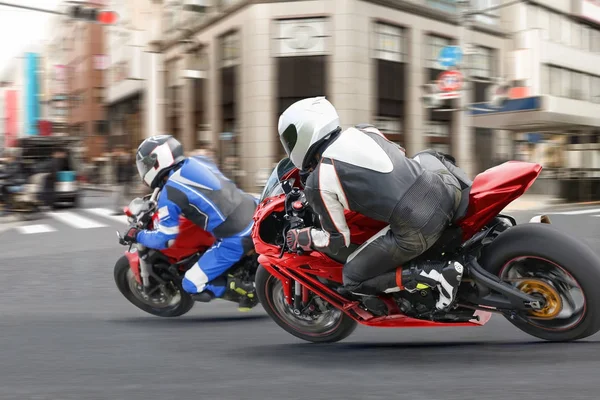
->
xmin=259 ymin=158 xmax=296 ymax=202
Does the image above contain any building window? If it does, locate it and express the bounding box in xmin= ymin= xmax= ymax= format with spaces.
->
xmin=582 ymin=74 xmax=591 ymax=102
xmin=430 ymin=143 xmax=451 ymax=154
xmin=529 ymin=4 xmax=600 ymax=53
xmin=592 ymin=30 xmax=600 ymax=52
xmin=374 ymin=116 xmax=402 ymax=135
xmin=470 ymin=46 xmax=493 ymax=78
xmin=424 ymin=121 xmax=450 ymax=137
xmin=93 ymin=88 xmax=104 ymax=104
xmin=545 ymin=64 xmax=600 ymax=103
xmin=426 ymin=35 xmax=452 ymax=69
xmin=472 ymin=0 xmax=500 ymax=25
xmin=426 ymin=0 xmax=458 ymax=14
xmin=593 ymin=76 xmax=600 ymax=104
xmin=373 ymin=22 xmax=406 ymax=63
xmin=582 ymin=25 xmax=591 ymax=51
xmin=192 ymin=47 xmax=209 ymax=71
xmin=221 ymin=31 xmax=239 ymax=68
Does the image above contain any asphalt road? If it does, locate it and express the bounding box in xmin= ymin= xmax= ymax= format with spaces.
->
xmin=1 ymin=198 xmax=600 ymax=400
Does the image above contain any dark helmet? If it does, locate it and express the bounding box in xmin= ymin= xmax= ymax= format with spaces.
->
xmin=135 ymin=135 xmax=185 ymax=189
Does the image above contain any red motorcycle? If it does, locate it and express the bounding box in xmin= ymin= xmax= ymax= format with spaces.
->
xmin=114 ymin=188 xmax=259 ymax=317
xmin=252 ymin=157 xmax=600 ymax=343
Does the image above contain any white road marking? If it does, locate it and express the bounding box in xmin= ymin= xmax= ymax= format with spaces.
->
xmin=17 ymin=224 xmax=57 ymax=234
xmin=47 ymin=211 xmax=107 ymax=229
xmin=549 ymin=208 xmax=600 ymax=215
xmin=84 ymin=208 xmax=129 ymax=225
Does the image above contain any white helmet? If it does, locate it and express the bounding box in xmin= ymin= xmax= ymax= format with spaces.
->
xmin=277 ymin=96 xmax=340 ymax=169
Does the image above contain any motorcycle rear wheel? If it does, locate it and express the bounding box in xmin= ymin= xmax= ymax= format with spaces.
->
xmin=480 ymin=223 xmax=600 ymax=341
xmin=255 ymin=265 xmax=357 ymax=343
xmin=114 ymin=255 xmax=194 ymax=317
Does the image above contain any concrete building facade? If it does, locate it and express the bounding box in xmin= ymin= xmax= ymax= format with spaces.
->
xmin=147 ymin=0 xmax=507 ymax=191
xmin=471 ymin=0 xmax=600 ymax=198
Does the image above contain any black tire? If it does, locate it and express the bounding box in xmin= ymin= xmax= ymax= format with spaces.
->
xmin=113 ymin=255 xmax=194 ymax=317
xmin=255 ymin=265 xmax=357 ymax=343
xmin=479 ymin=223 xmax=600 ymax=341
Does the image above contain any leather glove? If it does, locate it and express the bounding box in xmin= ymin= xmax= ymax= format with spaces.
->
xmin=123 ymin=226 xmax=140 ymax=243
xmin=286 ymin=228 xmax=313 ymax=252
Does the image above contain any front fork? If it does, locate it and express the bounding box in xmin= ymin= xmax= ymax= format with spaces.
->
xmin=136 ymin=244 xmax=152 ymax=295
xmin=292 ymin=281 xmax=311 ymax=313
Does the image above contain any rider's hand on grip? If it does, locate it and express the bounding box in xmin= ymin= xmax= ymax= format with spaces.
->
xmin=286 ymin=228 xmax=312 ymax=253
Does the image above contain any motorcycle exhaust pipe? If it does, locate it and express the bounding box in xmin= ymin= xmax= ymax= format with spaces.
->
xmin=529 ymin=215 xmax=551 ymax=224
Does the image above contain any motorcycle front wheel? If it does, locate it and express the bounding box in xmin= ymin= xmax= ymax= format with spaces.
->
xmin=255 ymin=265 xmax=357 ymax=343
xmin=113 ymin=255 xmax=195 ymax=317
xmin=480 ymin=223 xmax=600 ymax=341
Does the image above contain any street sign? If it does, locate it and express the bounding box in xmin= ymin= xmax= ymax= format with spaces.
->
xmin=438 ymin=46 xmax=463 ymax=68
xmin=437 ymin=70 xmax=463 ymax=92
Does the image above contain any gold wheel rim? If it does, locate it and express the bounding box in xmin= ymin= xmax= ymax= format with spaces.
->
xmin=517 ymin=279 xmax=562 ymax=319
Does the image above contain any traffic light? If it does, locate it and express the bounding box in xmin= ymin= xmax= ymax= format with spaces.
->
xmin=421 ymin=83 xmax=442 ymax=109
xmin=67 ymin=5 xmax=118 ymax=24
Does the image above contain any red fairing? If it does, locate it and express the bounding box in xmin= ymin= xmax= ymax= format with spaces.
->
xmin=160 ymin=217 xmax=215 ymax=261
xmin=251 ymin=195 xmax=387 ymax=258
xmin=125 ymin=251 xmax=141 ymax=284
xmin=458 ymin=161 xmax=542 ymax=239
xmin=345 ymin=211 xmax=388 ymax=244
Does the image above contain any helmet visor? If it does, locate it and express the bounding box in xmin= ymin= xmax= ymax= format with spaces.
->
xmin=135 ymin=153 xmax=157 ymax=181
xmin=279 ymin=124 xmax=298 ymax=157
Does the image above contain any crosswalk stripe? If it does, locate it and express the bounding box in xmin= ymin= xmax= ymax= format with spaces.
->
xmin=84 ymin=208 xmax=129 ymax=225
xmin=17 ymin=224 xmax=56 ymax=234
xmin=549 ymin=208 xmax=600 ymax=215
xmin=46 ymin=211 xmax=107 ymax=229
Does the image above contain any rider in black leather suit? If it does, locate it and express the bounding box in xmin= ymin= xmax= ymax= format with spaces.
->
xmin=278 ymin=97 xmax=466 ymax=310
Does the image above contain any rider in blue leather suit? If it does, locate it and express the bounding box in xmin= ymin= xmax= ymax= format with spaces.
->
xmin=124 ymin=135 xmax=258 ymax=310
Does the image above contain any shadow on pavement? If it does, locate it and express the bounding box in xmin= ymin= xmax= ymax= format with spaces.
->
xmin=236 ymin=339 xmax=600 ymax=366
xmin=109 ymin=314 xmax=269 ymax=326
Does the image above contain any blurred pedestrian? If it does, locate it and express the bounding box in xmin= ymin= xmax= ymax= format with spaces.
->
xmin=190 ymin=140 xmax=216 ymax=162
xmin=41 ymin=149 xmax=63 ymax=210
xmin=1 ymin=151 xmax=24 ymax=213
xmin=113 ymin=146 xmax=134 ymax=214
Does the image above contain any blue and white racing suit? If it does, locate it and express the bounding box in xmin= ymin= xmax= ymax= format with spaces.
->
xmin=137 ymin=156 xmax=257 ymax=297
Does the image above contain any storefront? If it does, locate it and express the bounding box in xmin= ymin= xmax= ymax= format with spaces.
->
xmin=107 ymin=93 xmax=142 ymax=151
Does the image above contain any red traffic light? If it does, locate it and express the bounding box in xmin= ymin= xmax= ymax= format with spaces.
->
xmin=67 ymin=6 xmax=118 ymax=24
xmin=97 ymin=11 xmax=118 ymax=25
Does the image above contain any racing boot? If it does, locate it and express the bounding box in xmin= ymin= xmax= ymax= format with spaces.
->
xmin=226 ymin=274 xmax=258 ymax=312
xmin=339 ymin=261 xmax=464 ymax=310
xmin=400 ymin=261 xmax=464 ymax=310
